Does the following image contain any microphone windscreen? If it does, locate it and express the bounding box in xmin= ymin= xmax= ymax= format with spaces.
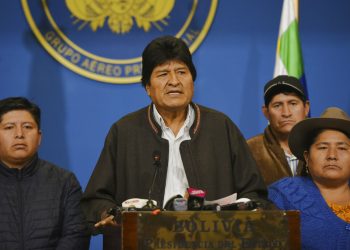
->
xmin=173 ymin=197 xmax=188 ymax=211
xmin=122 ymin=198 xmax=157 ymax=209
xmin=187 ymin=188 xmax=206 ymax=210
xmin=164 ymin=194 xmax=183 ymax=210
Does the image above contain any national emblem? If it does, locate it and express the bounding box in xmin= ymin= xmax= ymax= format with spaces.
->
xmin=66 ymin=0 xmax=175 ymax=34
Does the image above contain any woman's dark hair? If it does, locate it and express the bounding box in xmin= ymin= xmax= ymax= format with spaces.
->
xmin=300 ymin=129 xmax=324 ymax=176
xmin=0 ymin=97 xmax=41 ymax=129
xmin=141 ymin=36 xmax=197 ymax=87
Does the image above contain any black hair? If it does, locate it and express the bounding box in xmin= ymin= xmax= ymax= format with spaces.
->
xmin=300 ymin=129 xmax=324 ymax=176
xmin=141 ymin=36 xmax=197 ymax=87
xmin=0 ymin=97 xmax=41 ymax=129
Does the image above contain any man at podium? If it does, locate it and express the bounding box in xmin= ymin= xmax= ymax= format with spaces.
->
xmin=81 ymin=36 xmax=269 ymax=236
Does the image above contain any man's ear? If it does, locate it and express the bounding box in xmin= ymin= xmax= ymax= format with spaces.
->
xmin=262 ymin=105 xmax=269 ymax=120
xmin=38 ymin=130 xmax=42 ymax=146
xmin=145 ymin=84 xmax=151 ymax=96
xmin=304 ymin=100 xmax=310 ymax=117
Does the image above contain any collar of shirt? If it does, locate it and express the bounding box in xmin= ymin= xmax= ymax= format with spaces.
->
xmin=152 ymin=104 xmax=195 ymax=138
xmin=285 ymin=151 xmax=297 ymax=160
xmin=285 ymin=151 xmax=298 ymax=176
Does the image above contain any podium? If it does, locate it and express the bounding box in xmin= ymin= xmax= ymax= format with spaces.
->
xmin=103 ymin=210 xmax=300 ymax=250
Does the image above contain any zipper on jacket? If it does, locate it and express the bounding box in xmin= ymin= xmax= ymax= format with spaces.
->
xmin=16 ymin=170 xmax=25 ymax=250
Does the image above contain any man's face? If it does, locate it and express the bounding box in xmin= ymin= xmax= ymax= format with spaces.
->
xmin=263 ymin=93 xmax=309 ymax=137
xmin=145 ymin=60 xmax=194 ymax=114
xmin=0 ymin=110 xmax=41 ymax=168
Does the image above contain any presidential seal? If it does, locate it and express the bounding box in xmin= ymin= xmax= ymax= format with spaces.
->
xmin=22 ymin=0 xmax=218 ymax=84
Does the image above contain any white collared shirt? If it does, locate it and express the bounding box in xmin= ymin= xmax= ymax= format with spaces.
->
xmin=153 ymin=104 xmax=195 ymax=207
xmin=285 ymin=152 xmax=298 ymax=176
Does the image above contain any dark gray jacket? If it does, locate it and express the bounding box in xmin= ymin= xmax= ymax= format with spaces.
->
xmin=0 ymin=155 xmax=90 ymax=249
xmin=82 ymin=103 xmax=268 ymax=227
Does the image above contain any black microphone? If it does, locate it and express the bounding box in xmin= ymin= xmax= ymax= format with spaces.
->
xmin=187 ymin=188 xmax=206 ymax=210
xmin=144 ymin=150 xmax=161 ymax=210
xmin=164 ymin=195 xmax=187 ymax=211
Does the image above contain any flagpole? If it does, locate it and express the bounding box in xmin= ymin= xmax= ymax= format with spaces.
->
xmin=294 ymin=0 xmax=299 ymax=20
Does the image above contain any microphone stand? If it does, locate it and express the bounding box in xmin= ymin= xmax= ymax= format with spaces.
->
xmin=144 ymin=152 xmax=161 ymax=210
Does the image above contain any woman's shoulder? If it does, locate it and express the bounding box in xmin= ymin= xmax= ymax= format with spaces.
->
xmin=269 ymin=177 xmax=321 ymax=211
xmin=269 ymin=177 xmax=313 ymax=199
xmin=269 ymin=176 xmax=311 ymax=190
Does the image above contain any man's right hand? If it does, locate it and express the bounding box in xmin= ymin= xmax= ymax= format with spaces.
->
xmin=94 ymin=210 xmax=119 ymax=228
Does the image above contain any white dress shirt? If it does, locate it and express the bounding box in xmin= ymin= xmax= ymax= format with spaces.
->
xmin=152 ymin=104 xmax=195 ymax=207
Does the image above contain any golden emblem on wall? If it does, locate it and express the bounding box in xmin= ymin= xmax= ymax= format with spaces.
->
xmin=22 ymin=0 xmax=218 ymax=84
xmin=66 ymin=0 xmax=175 ymax=34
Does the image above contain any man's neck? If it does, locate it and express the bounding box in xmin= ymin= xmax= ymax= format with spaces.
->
xmin=279 ymin=139 xmax=292 ymax=154
xmin=157 ymin=106 xmax=188 ymax=136
xmin=275 ymin=132 xmax=292 ymax=154
xmin=1 ymin=159 xmax=29 ymax=170
xmin=316 ymin=180 xmax=350 ymax=205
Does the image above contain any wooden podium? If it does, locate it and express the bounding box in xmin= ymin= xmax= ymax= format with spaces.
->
xmin=103 ymin=210 xmax=300 ymax=250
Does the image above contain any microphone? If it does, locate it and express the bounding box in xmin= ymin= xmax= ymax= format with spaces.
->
xmin=219 ymin=200 xmax=258 ymax=211
xmin=122 ymin=198 xmax=157 ymax=210
xmin=164 ymin=195 xmax=188 ymax=211
xmin=173 ymin=197 xmax=188 ymax=211
xmin=187 ymin=188 xmax=206 ymax=210
xmin=144 ymin=150 xmax=161 ymax=210
xmin=186 ymin=188 xmax=220 ymax=211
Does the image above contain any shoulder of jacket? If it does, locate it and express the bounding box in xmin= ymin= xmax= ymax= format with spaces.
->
xmin=115 ymin=106 xmax=148 ymax=124
xmin=270 ymin=177 xmax=296 ymax=188
xmin=38 ymin=159 xmax=76 ymax=180
xmin=269 ymin=177 xmax=319 ymax=211
xmin=197 ymin=104 xmax=229 ymax=119
xmin=247 ymin=134 xmax=264 ymax=145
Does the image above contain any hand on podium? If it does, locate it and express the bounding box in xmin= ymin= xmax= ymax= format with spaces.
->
xmin=95 ymin=198 xmax=159 ymax=230
xmin=94 ymin=208 xmax=120 ymax=229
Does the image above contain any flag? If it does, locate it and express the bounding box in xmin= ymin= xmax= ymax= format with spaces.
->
xmin=274 ymin=0 xmax=309 ymax=99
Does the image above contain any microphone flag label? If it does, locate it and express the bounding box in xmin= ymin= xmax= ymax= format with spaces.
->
xmin=187 ymin=187 xmax=206 ymax=198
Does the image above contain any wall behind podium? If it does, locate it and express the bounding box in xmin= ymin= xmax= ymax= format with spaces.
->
xmin=1 ymin=1 xmax=350 ymax=249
